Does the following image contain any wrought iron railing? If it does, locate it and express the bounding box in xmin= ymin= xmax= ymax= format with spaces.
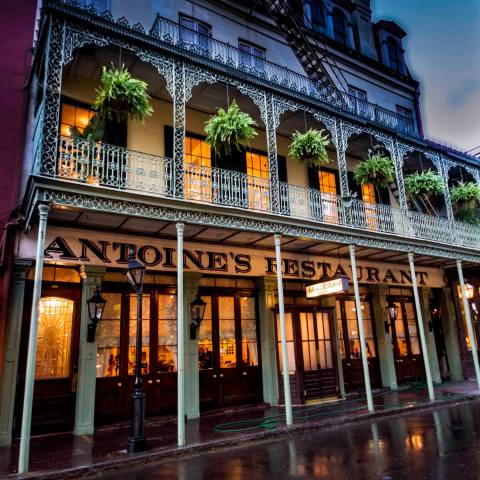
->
xmin=148 ymin=14 xmax=416 ymax=136
xmin=54 ymin=136 xmax=480 ymax=249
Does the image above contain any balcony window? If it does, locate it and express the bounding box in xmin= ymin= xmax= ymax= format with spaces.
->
xmin=179 ymin=15 xmax=211 ymax=54
xmin=332 ymin=9 xmax=347 ymax=45
xmin=60 ymin=102 xmax=94 ymax=137
xmin=239 ymin=41 xmax=266 ymax=72
xmin=361 ymin=183 xmax=377 ymax=229
xmin=184 ymin=135 xmax=212 ymax=201
xmin=319 ymin=170 xmax=338 ymax=221
xmin=246 ymin=151 xmax=269 ymax=210
xmin=348 ymin=86 xmax=369 ymax=117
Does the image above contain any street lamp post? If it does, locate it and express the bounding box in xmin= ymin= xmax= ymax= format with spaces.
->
xmin=125 ymin=252 xmax=147 ymax=453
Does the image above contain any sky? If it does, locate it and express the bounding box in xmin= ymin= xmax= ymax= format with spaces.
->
xmin=371 ymin=0 xmax=480 ymax=154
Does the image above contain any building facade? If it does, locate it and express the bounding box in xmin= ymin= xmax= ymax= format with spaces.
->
xmin=0 ymin=0 xmax=479 ymax=456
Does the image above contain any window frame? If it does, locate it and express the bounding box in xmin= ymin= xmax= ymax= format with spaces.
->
xmin=179 ymin=14 xmax=212 ymax=53
xmin=332 ymin=8 xmax=347 ymax=45
xmin=238 ymin=39 xmax=266 ymax=71
xmin=386 ymin=37 xmax=401 ymax=72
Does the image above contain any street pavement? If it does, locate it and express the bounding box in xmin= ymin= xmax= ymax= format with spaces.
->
xmin=96 ymin=400 xmax=480 ymax=480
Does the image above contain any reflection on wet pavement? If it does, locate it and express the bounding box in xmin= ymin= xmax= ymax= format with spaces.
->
xmin=98 ymin=401 xmax=480 ymax=480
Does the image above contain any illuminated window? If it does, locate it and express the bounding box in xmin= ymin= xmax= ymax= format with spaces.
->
xmin=276 ymin=312 xmax=296 ymax=374
xmin=246 ymin=151 xmax=269 ymax=210
xmin=199 ymin=296 xmax=213 ymax=370
xmin=96 ymin=293 xmax=121 ymax=378
xmin=184 ymin=135 xmax=212 ymax=201
xmin=35 ymin=297 xmax=74 ymax=379
xmin=318 ymin=170 xmax=338 ymax=222
xmin=128 ymin=294 xmax=150 ymax=375
xmin=157 ymin=294 xmax=177 ymax=373
xmin=60 ymin=102 xmax=94 ymax=137
xmin=361 ymin=183 xmax=376 ymax=204
xmin=240 ymin=297 xmax=258 ymax=367
xmin=362 ymin=183 xmax=378 ymax=229
xmin=219 ymin=296 xmax=236 ymax=368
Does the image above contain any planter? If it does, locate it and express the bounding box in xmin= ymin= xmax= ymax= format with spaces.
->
xmin=353 ymin=151 xmax=395 ymax=189
xmin=288 ymin=128 xmax=330 ymax=168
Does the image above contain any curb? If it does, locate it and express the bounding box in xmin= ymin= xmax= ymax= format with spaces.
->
xmin=9 ymin=395 xmax=480 ymax=480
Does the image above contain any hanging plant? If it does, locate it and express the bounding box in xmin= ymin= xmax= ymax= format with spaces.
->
xmin=450 ymin=181 xmax=480 ymax=209
xmin=456 ymin=208 xmax=480 ymax=226
xmin=404 ymin=169 xmax=444 ymax=198
xmin=204 ymin=99 xmax=258 ymax=156
xmin=94 ymin=65 xmax=153 ymax=124
xmin=288 ymin=128 xmax=330 ymax=168
xmin=353 ymin=150 xmax=395 ymax=189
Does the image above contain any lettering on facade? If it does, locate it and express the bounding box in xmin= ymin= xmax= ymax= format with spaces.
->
xmin=38 ymin=233 xmax=438 ymax=287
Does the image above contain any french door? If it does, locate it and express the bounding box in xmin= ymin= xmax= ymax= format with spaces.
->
xmin=15 ymin=285 xmax=81 ymax=435
xmin=276 ymin=308 xmax=339 ymax=402
xmin=199 ymin=291 xmax=262 ymax=409
xmin=389 ymin=298 xmax=425 ymax=383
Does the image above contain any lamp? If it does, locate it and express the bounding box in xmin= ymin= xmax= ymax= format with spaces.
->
xmin=190 ymin=294 xmax=207 ymax=340
xmin=125 ymin=251 xmax=147 ymax=453
xmin=465 ymin=283 xmax=475 ymax=300
xmin=86 ymin=287 xmax=106 ymax=342
xmin=385 ymin=300 xmax=398 ymax=334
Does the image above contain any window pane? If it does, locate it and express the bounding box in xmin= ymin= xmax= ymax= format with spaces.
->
xmin=36 ymin=297 xmax=74 ymax=379
xmin=96 ymin=293 xmax=121 ymax=377
xmin=241 ymin=297 xmax=258 ymax=366
xmin=158 ymin=293 xmax=177 ymax=373
xmin=277 ymin=313 xmax=296 ymax=373
xmin=219 ymin=296 xmax=236 ymax=368
xmin=199 ymin=296 xmax=213 ymax=369
xmin=128 ymin=295 xmax=150 ymax=375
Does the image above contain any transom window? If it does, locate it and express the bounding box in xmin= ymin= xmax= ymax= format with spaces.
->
xmin=239 ymin=40 xmax=266 ymax=71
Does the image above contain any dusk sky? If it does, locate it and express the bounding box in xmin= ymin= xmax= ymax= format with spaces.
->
xmin=372 ymin=0 xmax=480 ymax=154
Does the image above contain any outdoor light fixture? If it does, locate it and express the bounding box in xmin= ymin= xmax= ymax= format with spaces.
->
xmin=464 ymin=283 xmax=475 ymax=300
xmin=190 ymin=294 xmax=207 ymax=340
xmin=125 ymin=251 xmax=147 ymax=453
xmin=341 ymin=191 xmax=358 ymax=208
xmin=385 ymin=300 xmax=398 ymax=334
xmin=86 ymin=287 xmax=106 ymax=342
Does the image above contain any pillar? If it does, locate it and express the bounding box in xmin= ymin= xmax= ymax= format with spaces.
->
xmin=73 ymin=265 xmax=106 ymax=435
xmin=266 ymin=93 xmax=280 ymax=214
xmin=18 ymin=204 xmax=49 ymax=474
xmin=274 ymin=234 xmax=292 ymax=425
xmin=321 ymin=295 xmax=346 ymax=397
xmin=0 ymin=260 xmax=32 ymax=446
xmin=369 ymin=284 xmax=398 ymax=390
xmin=418 ymin=287 xmax=441 ymax=384
xmin=457 ymin=259 xmax=480 ymax=389
xmin=349 ymin=245 xmax=373 ymax=411
xmin=256 ymin=276 xmax=279 ymax=405
xmin=408 ymin=252 xmax=435 ymax=400
xmin=176 ymin=222 xmax=185 ymax=446
xmin=184 ymin=272 xmax=202 ymax=419
xmin=440 ymin=287 xmax=463 ymax=381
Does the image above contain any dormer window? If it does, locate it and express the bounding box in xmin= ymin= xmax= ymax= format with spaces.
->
xmin=332 ymin=9 xmax=347 ymax=45
xmin=387 ymin=37 xmax=401 ymax=72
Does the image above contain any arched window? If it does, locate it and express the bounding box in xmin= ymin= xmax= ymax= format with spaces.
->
xmin=387 ymin=37 xmax=401 ymax=72
xmin=332 ymin=9 xmax=347 ymax=45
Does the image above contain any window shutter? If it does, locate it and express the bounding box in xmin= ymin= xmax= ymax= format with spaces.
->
xmin=378 ymin=186 xmax=391 ymax=205
xmin=308 ymin=166 xmax=320 ymax=190
xmin=347 ymin=171 xmax=361 ymax=199
xmin=277 ymin=155 xmax=287 ymax=183
xmin=164 ymin=125 xmax=173 ymax=158
xmin=104 ymin=118 xmax=127 ymax=148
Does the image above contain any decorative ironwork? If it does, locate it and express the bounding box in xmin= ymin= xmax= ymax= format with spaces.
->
xmin=337 ymin=121 xmax=362 ymax=196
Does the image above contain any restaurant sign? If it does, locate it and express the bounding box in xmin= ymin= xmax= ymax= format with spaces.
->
xmin=17 ymin=227 xmax=445 ymax=288
xmin=306 ymin=276 xmax=350 ymax=298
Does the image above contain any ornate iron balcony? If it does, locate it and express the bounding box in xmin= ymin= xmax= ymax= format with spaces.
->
xmin=149 ymin=14 xmax=416 ymax=136
xmin=50 ymin=136 xmax=479 ymax=250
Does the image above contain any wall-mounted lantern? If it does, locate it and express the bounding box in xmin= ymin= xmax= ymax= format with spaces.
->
xmin=190 ymin=294 xmax=207 ymax=340
xmin=87 ymin=287 xmax=106 ymax=342
xmin=384 ymin=300 xmax=398 ymax=334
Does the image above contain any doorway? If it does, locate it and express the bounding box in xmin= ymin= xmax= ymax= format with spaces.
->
xmin=276 ymin=307 xmax=339 ymax=403
xmin=389 ymin=298 xmax=425 ymax=383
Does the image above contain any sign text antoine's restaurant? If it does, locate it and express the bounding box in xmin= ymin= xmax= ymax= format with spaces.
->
xmin=17 ymin=227 xmax=444 ymax=287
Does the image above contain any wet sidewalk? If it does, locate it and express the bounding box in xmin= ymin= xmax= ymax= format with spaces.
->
xmin=1 ymin=381 xmax=479 ymax=479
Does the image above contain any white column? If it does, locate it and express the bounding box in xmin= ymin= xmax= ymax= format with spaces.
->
xmin=408 ymin=252 xmax=435 ymax=401
xmin=274 ymin=234 xmax=292 ymax=426
xmin=176 ymin=223 xmax=185 ymax=446
xmin=349 ymin=245 xmax=373 ymax=412
xmin=18 ymin=204 xmax=49 ymax=474
xmin=457 ymin=259 xmax=480 ymax=389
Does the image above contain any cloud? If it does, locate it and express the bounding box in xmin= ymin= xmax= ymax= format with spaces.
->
xmin=446 ymin=78 xmax=480 ymax=109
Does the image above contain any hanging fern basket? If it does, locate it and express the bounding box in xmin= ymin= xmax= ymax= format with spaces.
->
xmin=404 ymin=169 xmax=444 ymax=199
xmin=94 ymin=65 xmax=154 ymax=124
xmin=288 ymin=128 xmax=330 ymax=168
xmin=353 ymin=151 xmax=395 ymax=189
xmin=204 ymin=99 xmax=258 ymax=156
xmin=450 ymin=181 xmax=480 ymax=211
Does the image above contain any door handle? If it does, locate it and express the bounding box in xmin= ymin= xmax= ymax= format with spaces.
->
xmin=148 ymin=379 xmax=153 ymax=384
xmin=213 ymin=374 xmax=217 ymax=378
xmin=242 ymin=371 xmax=247 ymax=376
xmin=156 ymin=379 xmax=161 ymax=384
xmin=117 ymin=382 xmax=122 ymax=387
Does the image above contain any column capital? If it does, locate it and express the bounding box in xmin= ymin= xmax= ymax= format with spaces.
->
xmin=79 ymin=265 xmax=106 ymax=280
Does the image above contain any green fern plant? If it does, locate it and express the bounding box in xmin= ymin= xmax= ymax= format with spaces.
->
xmin=404 ymin=169 xmax=444 ymax=198
xmin=353 ymin=150 xmax=395 ymax=189
xmin=450 ymin=181 xmax=480 ymax=207
xmin=204 ymin=99 xmax=258 ymax=156
xmin=94 ymin=65 xmax=153 ymax=124
xmin=288 ymin=128 xmax=330 ymax=168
